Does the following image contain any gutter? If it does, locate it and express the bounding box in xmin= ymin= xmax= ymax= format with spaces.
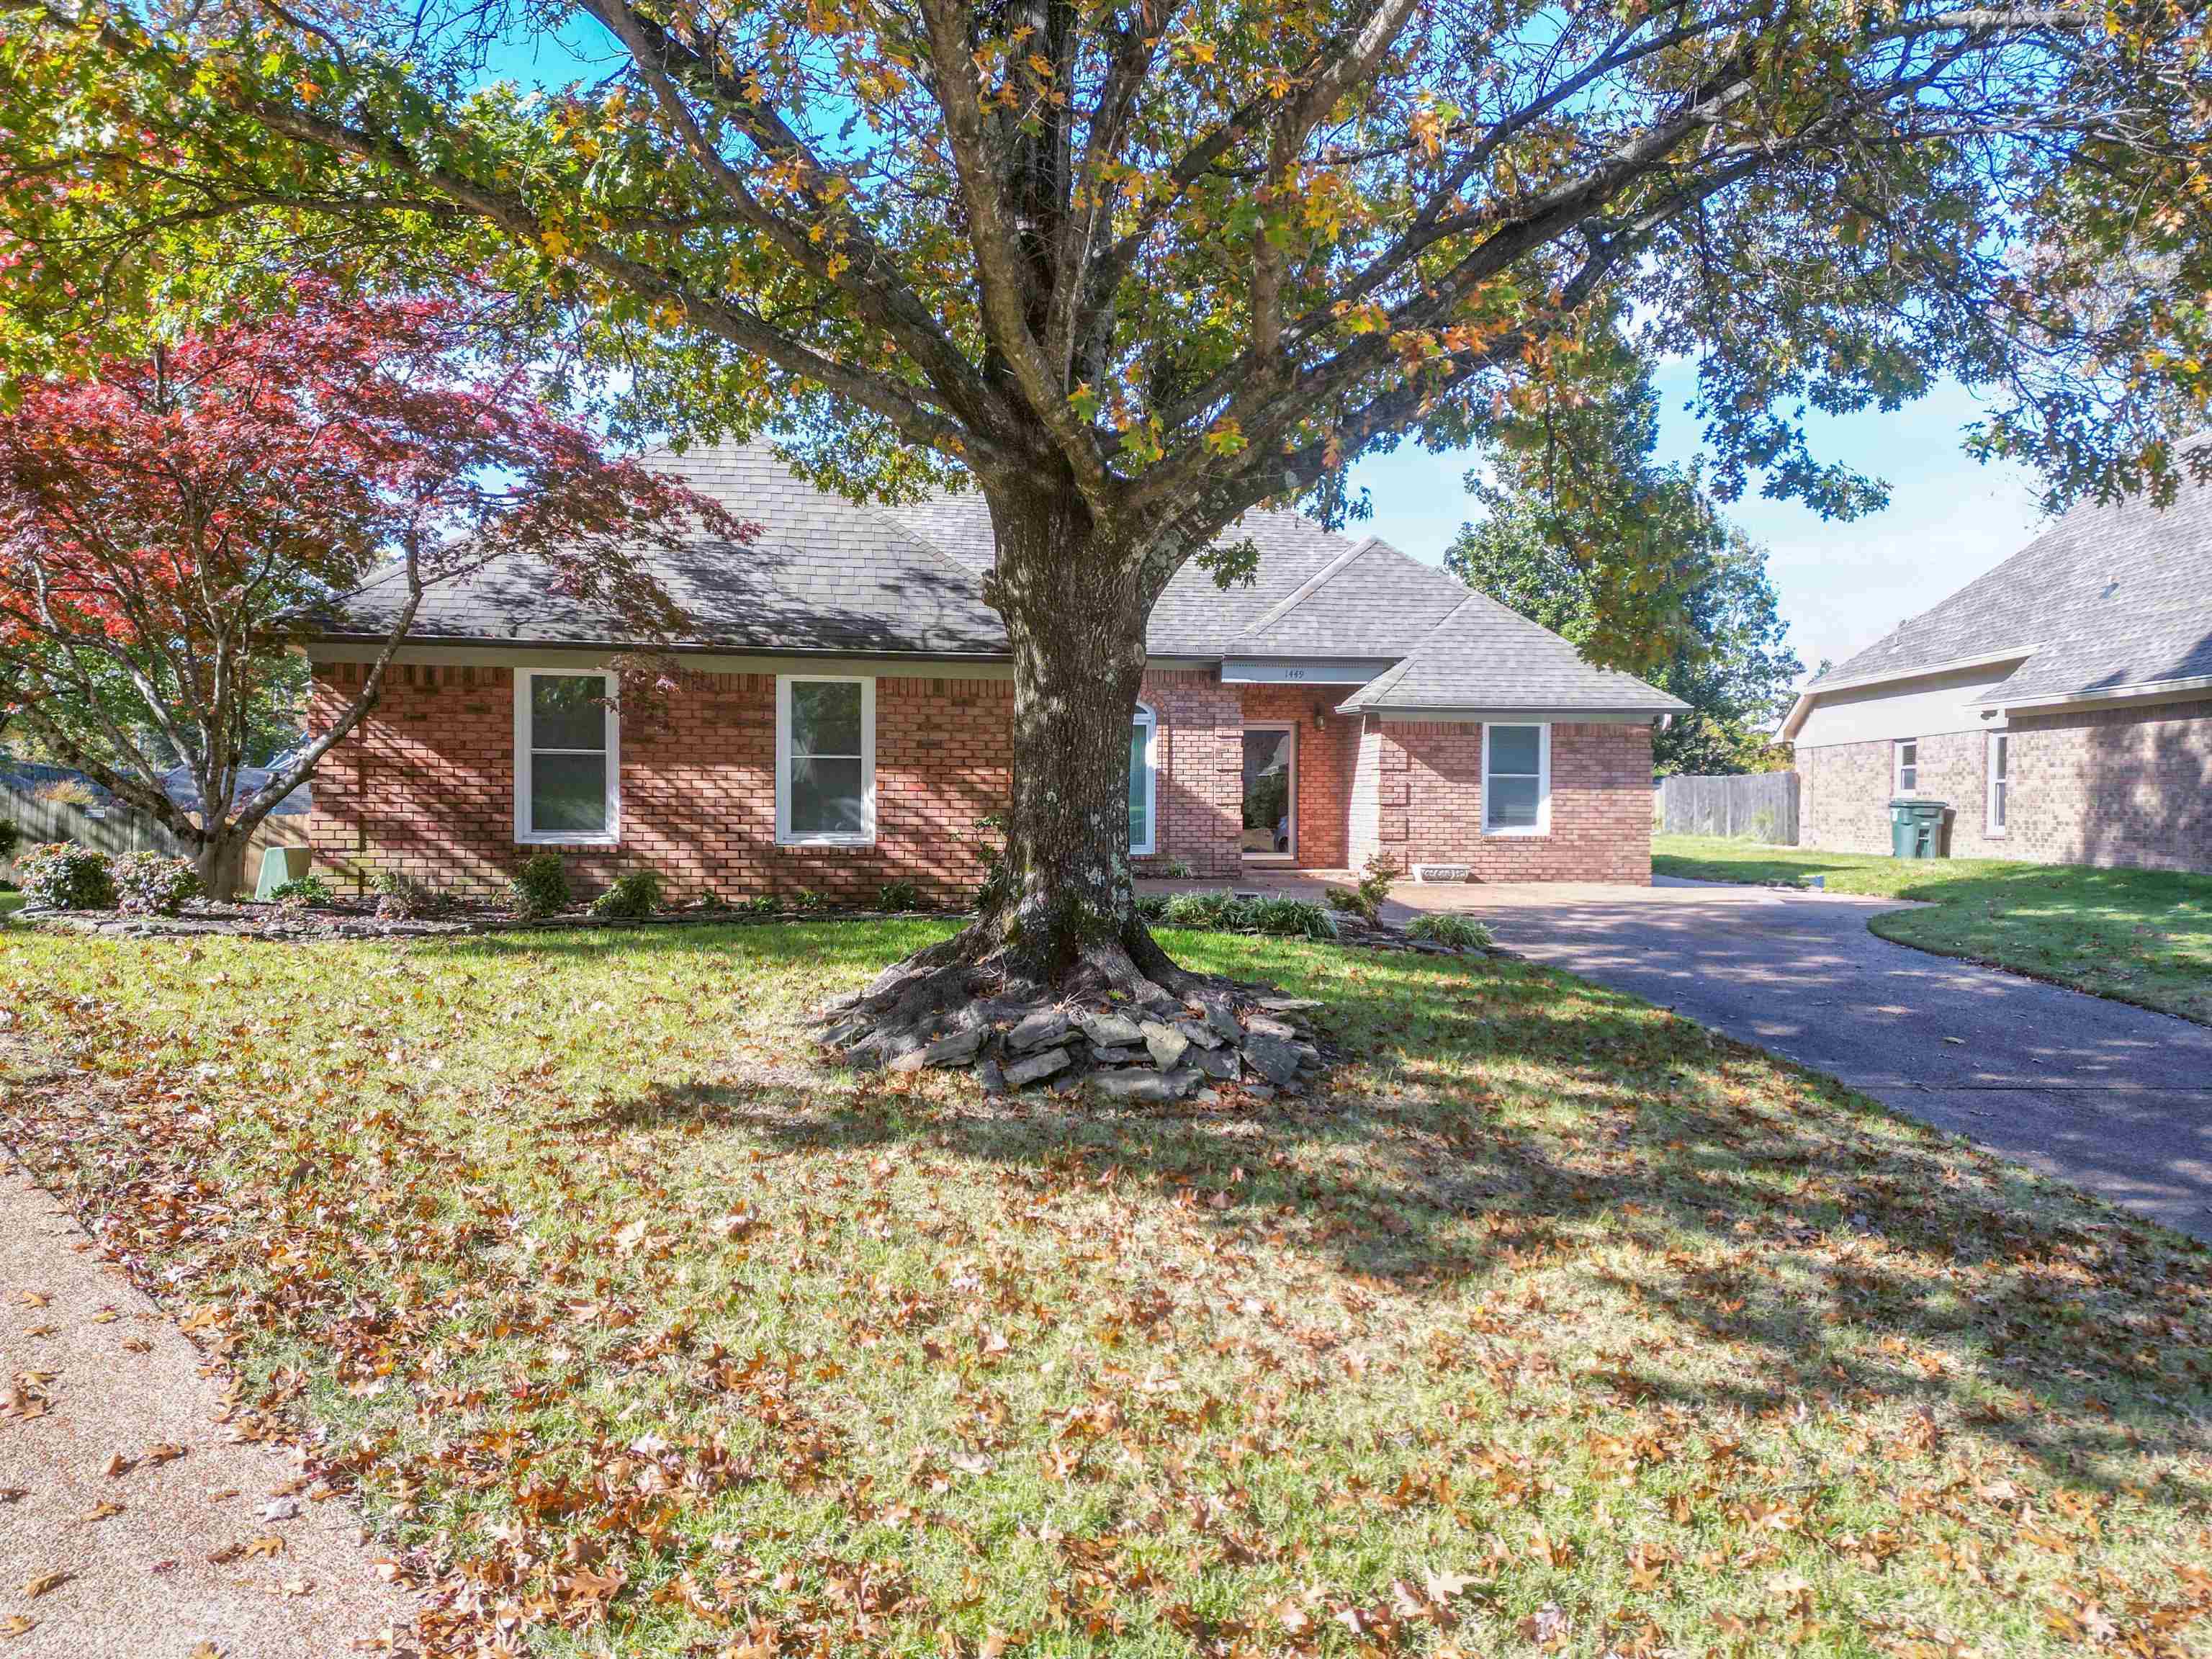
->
xmin=1974 ymin=672 xmax=2212 ymax=716
xmin=1779 ymin=643 xmax=2041 ymax=739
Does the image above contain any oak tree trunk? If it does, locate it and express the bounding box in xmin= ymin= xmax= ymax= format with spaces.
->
xmin=195 ymin=832 xmax=248 ymax=904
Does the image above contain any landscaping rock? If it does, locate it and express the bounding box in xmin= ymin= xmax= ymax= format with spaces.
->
xmin=1073 ymin=1007 xmax=1145 ymax=1048
xmin=1005 ymin=1007 xmax=1071 ymax=1052
xmin=1200 ymin=999 xmax=1244 ymax=1045
xmin=976 ymin=1058 xmax=1007 ymax=1096
xmin=1004 ymin=1046 xmax=1072 ymax=1087
xmin=1256 ymin=996 xmax=1324 ymax=1013
xmin=1245 ymin=1014 xmax=1300 ymax=1042
xmin=1189 ymin=1044 xmax=1239 ymax=1081
xmin=1087 ymin=1067 xmax=1201 ymax=1102
xmin=1176 ymin=1019 xmax=1224 ymax=1051
xmin=1243 ymin=1033 xmax=1304 ymax=1086
xmin=919 ymin=1025 xmax=989 ymax=1068
xmin=1139 ymin=1020 xmax=1190 ymax=1070
xmin=1089 ymin=1043 xmax=1147 ymax=1066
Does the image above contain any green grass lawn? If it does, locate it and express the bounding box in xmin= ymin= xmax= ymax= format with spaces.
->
xmin=0 ymin=891 xmax=23 ymax=917
xmin=2 ymin=919 xmax=2209 ymax=1655
xmin=1654 ymin=835 xmax=2212 ymax=1024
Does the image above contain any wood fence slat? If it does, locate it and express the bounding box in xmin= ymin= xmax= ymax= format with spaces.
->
xmin=1658 ymin=773 xmax=1799 ymax=844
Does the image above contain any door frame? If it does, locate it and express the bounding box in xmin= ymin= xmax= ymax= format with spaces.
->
xmin=1240 ymin=722 xmax=1298 ymax=864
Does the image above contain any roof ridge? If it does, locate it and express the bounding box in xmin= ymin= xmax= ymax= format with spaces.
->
xmin=1232 ymin=536 xmax=1380 ymax=643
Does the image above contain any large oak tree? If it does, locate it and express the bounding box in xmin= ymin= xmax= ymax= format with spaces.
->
xmin=3 ymin=0 xmax=2206 ymax=1000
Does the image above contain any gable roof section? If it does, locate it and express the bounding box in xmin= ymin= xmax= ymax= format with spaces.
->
xmin=1797 ymin=467 xmax=2212 ymax=718
xmin=1228 ymin=536 xmax=1473 ymax=657
xmin=1337 ymin=591 xmax=1689 ymax=718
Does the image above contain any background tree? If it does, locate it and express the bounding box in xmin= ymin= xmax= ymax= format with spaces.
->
xmin=0 ymin=284 xmax=745 ymax=896
xmin=1447 ymin=331 xmax=1802 ymax=775
xmin=2 ymin=0 xmax=2208 ymax=1007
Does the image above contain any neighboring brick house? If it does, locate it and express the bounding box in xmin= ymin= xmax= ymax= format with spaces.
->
xmin=305 ymin=443 xmax=1683 ymax=902
xmin=1782 ymin=470 xmax=2212 ymax=873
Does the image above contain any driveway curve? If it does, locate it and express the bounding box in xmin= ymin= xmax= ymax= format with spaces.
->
xmin=1393 ymin=877 xmax=2212 ymax=1243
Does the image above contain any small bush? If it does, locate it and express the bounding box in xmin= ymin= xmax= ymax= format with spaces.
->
xmin=270 ymin=873 xmax=335 ymax=909
xmin=1146 ymin=857 xmax=1193 ymax=879
xmin=112 ymin=850 xmax=202 ymax=916
xmin=792 ymin=888 xmax=827 ymax=912
xmin=876 ymin=880 xmax=922 ymax=912
xmin=1408 ymin=912 xmax=1493 ymax=950
xmin=1328 ymin=850 xmax=1403 ymax=924
xmin=508 ymin=852 xmax=570 ymax=919
xmin=589 ymin=868 xmax=665 ymax=920
xmin=34 ymin=778 xmax=98 ymax=808
xmin=1157 ymin=889 xmax=1336 ymax=940
xmin=734 ymin=894 xmax=781 ymax=917
xmin=373 ymin=869 xmax=459 ymax=920
xmin=1134 ymin=891 xmax=1169 ymax=922
xmin=14 ymin=842 xmax=115 ymax=910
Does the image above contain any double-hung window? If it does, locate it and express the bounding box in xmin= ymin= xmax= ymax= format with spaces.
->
xmin=777 ymin=675 xmax=875 ymax=844
xmin=1129 ymin=704 xmax=1157 ymax=855
xmin=1987 ymin=733 xmax=2010 ymax=832
xmin=516 ymin=670 xmax=619 ymax=845
xmin=1483 ymin=723 xmax=1550 ymax=835
xmin=1894 ymin=739 xmax=1919 ymax=794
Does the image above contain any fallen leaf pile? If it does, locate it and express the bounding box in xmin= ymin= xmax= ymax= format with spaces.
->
xmin=0 ymin=921 xmax=2208 ymax=1656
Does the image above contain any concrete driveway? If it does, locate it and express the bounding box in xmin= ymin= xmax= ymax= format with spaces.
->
xmin=1383 ymin=876 xmax=2212 ymax=1243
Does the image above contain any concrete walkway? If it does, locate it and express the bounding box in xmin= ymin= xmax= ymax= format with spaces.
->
xmin=0 ymin=1157 xmax=417 ymax=1657
xmin=1397 ymin=876 xmax=2212 ymax=1243
xmin=1142 ymin=871 xmax=2212 ymax=1241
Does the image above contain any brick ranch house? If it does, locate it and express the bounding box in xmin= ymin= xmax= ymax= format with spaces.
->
xmin=1782 ymin=468 xmax=2212 ymax=872
xmin=303 ymin=444 xmax=1683 ymax=904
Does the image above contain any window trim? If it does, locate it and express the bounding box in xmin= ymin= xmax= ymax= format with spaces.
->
xmin=1482 ymin=721 xmax=1551 ymax=837
xmin=775 ymin=674 xmax=876 ymax=847
xmin=1986 ymin=731 xmax=2009 ymax=835
xmin=1130 ymin=702 xmax=1158 ymax=857
xmin=1894 ymin=738 xmax=1919 ymax=796
xmin=513 ymin=668 xmax=620 ymax=846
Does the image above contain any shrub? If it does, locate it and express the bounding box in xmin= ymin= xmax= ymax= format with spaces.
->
xmin=734 ymin=894 xmax=781 ymax=917
xmin=1146 ymin=856 xmax=1193 ymax=879
xmin=1408 ymin=912 xmax=1493 ymax=950
xmin=270 ymin=873 xmax=336 ymax=909
xmin=1134 ymin=891 xmax=1169 ymax=922
xmin=373 ymin=869 xmax=459 ymax=920
xmin=14 ymin=842 xmax=115 ymax=910
xmin=589 ymin=868 xmax=665 ymax=920
xmin=876 ymin=880 xmax=922 ymax=912
xmin=508 ymin=852 xmax=569 ymax=919
xmin=0 ymin=819 xmax=19 ymax=864
xmin=111 ymin=850 xmax=202 ymax=916
xmin=34 ymin=778 xmax=98 ymax=808
xmin=1157 ymin=889 xmax=1337 ymax=940
xmin=1328 ymin=850 xmax=1402 ymax=924
xmin=792 ymin=888 xmax=827 ymax=912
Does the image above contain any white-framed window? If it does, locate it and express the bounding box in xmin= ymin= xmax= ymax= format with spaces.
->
xmin=1483 ymin=722 xmax=1550 ymax=835
xmin=776 ymin=675 xmax=875 ymax=845
xmin=514 ymin=669 xmax=619 ymax=845
xmin=1987 ymin=732 xmax=2009 ymax=833
xmin=1894 ymin=738 xmax=1919 ymax=794
xmin=1129 ymin=703 xmax=1157 ymax=855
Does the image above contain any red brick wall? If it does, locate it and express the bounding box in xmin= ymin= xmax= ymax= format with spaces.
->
xmin=1136 ymin=669 xmax=1242 ymax=878
xmin=1802 ymin=698 xmax=2212 ymax=872
xmin=307 ymin=662 xmax=1011 ymax=904
xmin=1350 ymin=717 xmax=1654 ymax=883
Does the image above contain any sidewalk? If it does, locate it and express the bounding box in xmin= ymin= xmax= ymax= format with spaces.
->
xmin=0 ymin=1156 xmax=418 ymax=1657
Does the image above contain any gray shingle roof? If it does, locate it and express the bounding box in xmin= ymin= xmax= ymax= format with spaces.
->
xmin=1808 ymin=469 xmax=2212 ymax=706
xmin=321 ymin=441 xmax=1677 ymax=715
xmin=1336 ymin=592 xmax=1689 ymax=716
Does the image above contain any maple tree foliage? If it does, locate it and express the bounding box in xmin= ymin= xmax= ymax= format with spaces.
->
xmin=0 ymin=0 xmax=2207 ymax=977
xmin=0 ymin=284 xmax=746 ymax=896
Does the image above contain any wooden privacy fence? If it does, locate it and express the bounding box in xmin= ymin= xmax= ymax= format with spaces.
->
xmin=0 ymin=785 xmax=307 ymax=877
xmin=1656 ymin=772 xmax=1800 ymax=843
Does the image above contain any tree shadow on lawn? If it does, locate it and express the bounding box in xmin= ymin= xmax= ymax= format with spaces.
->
xmin=500 ymin=925 xmax=2212 ymax=1506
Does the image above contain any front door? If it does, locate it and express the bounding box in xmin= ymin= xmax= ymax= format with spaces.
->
xmin=1241 ymin=725 xmax=1296 ymax=863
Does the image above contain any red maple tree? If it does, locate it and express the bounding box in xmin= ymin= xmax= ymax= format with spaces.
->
xmin=0 ymin=284 xmax=748 ymax=896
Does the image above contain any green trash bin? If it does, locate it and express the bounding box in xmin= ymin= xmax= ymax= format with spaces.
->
xmin=1887 ymin=799 xmax=1948 ymax=859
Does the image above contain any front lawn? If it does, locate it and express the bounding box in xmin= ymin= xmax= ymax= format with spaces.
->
xmin=1655 ymin=835 xmax=2212 ymax=1024
xmin=2 ymin=920 xmax=2209 ymax=1656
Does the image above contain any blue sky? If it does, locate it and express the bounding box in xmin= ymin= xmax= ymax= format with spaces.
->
xmin=1347 ymin=371 xmax=2050 ymax=680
